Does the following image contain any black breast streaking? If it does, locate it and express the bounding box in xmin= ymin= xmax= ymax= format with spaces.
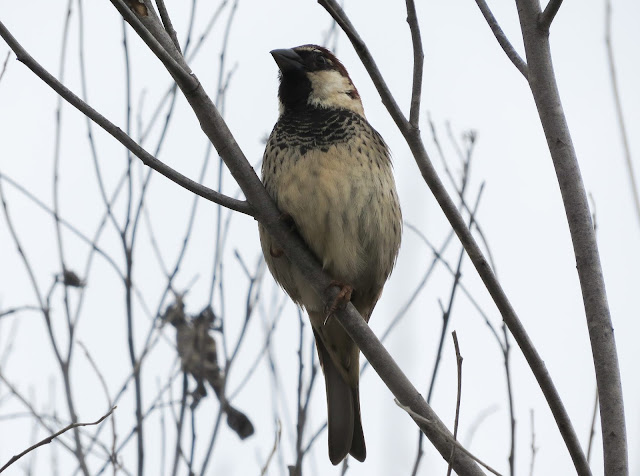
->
xmin=269 ymin=107 xmax=365 ymax=155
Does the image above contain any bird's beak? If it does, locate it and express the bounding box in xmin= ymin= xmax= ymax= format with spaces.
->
xmin=270 ymin=48 xmax=305 ymax=74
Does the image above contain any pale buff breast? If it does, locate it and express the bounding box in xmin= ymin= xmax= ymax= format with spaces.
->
xmin=261 ymin=136 xmax=401 ymax=314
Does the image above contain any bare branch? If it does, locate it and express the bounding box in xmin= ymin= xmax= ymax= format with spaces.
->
xmin=0 ymin=407 xmax=116 ymax=473
xmin=539 ymin=0 xmax=564 ymax=31
xmin=517 ymin=0 xmax=626 ymax=473
xmin=473 ymin=0 xmax=528 ymax=78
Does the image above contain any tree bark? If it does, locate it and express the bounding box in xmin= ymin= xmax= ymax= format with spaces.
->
xmin=516 ymin=1 xmax=628 ymax=474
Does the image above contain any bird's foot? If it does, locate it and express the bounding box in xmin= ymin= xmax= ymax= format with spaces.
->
xmin=323 ymin=281 xmax=353 ymax=325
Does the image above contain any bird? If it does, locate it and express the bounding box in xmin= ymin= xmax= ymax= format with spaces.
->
xmin=258 ymin=44 xmax=402 ymax=465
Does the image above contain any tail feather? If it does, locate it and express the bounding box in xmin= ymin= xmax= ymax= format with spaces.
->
xmin=313 ymin=330 xmax=366 ymax=465
xmin=349 ymin=386 xmax=366 ymax=462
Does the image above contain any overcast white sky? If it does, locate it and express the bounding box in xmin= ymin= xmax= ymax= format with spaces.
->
xmin=1 ymin=1 xmax=639 ymax=475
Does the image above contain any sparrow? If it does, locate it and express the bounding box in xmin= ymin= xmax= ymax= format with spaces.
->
xmin=259 ymin=44 xmax=402 ymax=464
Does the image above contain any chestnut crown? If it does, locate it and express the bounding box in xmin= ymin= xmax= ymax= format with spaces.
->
xmin=271 ymin=45 xmax=364 ymax=117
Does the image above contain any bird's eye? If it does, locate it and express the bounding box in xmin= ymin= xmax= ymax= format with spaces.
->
xmin=316 ymin=55 xmax=328 ymax=66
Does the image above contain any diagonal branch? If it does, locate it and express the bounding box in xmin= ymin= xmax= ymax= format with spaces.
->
xmin=472 ymin=0 xmax=528 ymax=78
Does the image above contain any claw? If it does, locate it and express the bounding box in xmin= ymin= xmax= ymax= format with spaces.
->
xmin=323 ymin=281 xmax=353 ymax=324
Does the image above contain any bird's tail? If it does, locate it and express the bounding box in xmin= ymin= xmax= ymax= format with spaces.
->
xmin=313 ymin=329 xmax=366 ymax=464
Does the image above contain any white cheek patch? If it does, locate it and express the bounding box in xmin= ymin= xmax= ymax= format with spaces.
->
xmin=307 ymin=70 xmax=365 ymax=116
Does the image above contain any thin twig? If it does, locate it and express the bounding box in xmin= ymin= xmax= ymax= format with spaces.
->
xmin=503 ymin=325 xmax=516 ymax=476
xmin=405 ymin=0 xmax=423 ymax=127
xmin=155 ymin=0 xmax=182 ymax=53
xmin=605 ymin=0 xmax=640 ymax=228
xmin=396 ymin=400 xmax=502 ymax=476
xmin=170 ymin=374 xmax=188 ymax=476
xmin=292 ymin=311 xmax=306 ymax=476
xmin=0 ymin=50 xmax=10 ymax=83
xmin=539 ymin=0 xmax=564 ymax=31
xmin=586 ymin=390 xmax=599 ymax=463
xmin=412 ymin=183 xmax=485 ymax=476
xmin=0 ymin=305 xmax=41 ymax=319
xmin=472 ymin=0 xmax=528 ymax=78
xmin=446 ymin=331 xmax=464 ymax=476
xmin=529 ymin=409 xmax=537 ymax=476
xmin=463 ymin=405 xmax=499 ymax=448
xmin=77 ymin=342 xmax=118 ymax=472
xmin=0 ymin=406 xmax=116 ymax=473
xmin=260 ymin=420 xmax=281 ymax=476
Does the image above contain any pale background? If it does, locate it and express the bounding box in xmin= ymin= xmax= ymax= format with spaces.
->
xmin=0 ymin=1 xmax=638 ymax=475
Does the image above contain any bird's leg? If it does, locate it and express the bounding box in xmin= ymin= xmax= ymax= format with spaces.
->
xmin=270 ymin=212 xmax=297 ymax=258
xmin=323 ymin=281 xmax=353 ymax=325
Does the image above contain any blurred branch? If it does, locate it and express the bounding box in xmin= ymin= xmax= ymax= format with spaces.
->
xmin=0 ymin=50 xmax=10 ymax=83
xmin=412 ymin=182 xmax=484 ymax=476
xmin=262 ymin=420 xmax=281 ymax=476
xmin=605 ymin=0 xmax=640 ymax=228
xmin=78 ymin=342 xmax=118 ymax=473
xmin=0 ymin=305 xmax=41 ymax=319
xmin=529 ymin=410 xmax=537 ymax=476
xmin=446 ymin=331 xmax=464 ymax=476
xmin=502 ymin=325 xmax=515 ymax=476
xmin=586 ymin=390 xmax=599 ymax=463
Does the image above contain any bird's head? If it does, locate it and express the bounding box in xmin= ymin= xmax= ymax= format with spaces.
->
xmin=271 ymin=45 xmax=364 ymax=117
